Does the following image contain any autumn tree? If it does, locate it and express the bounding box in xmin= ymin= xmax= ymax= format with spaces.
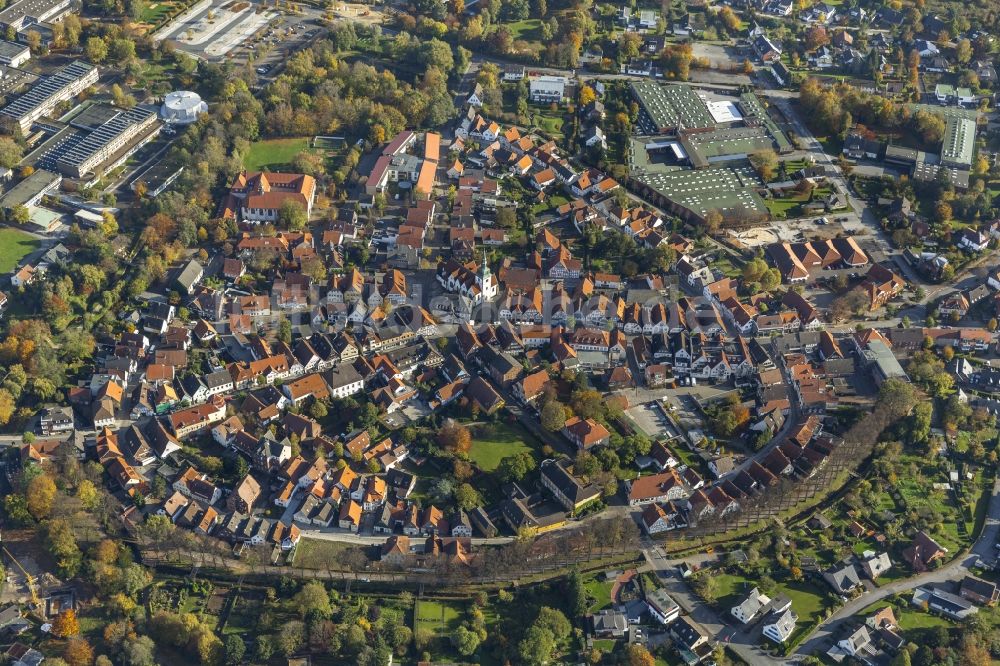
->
xmin=63 ymin=638 xmax=94 ymax=666
xmin=750 ymin=149 xmax=779 ymax=182
xmin=627 ymin=645 xmax=656 ymax=666
xmin=52 ymin=609 xmax=80 ymax=638
xmin=704 ymin=209 xmax=723 ymax=234
xmin=85 ymin=36 xmax=108 ymax=63
xmin=956 ymin=38 xmax=973 ymax=64
xmin=805 ymin=25 xmax=829 ymax=51
xmin=579 ymin=85 xmax=596 ymax=106
xmin=437 ymin=420 xmax=472 ymax=454
xmin=0 ymin=389 xmax=14 ymax=426
xmin=935 ymin=200 xmax=952 ymax=222
xmin=26 ymin=473 xmax=56 ymax=519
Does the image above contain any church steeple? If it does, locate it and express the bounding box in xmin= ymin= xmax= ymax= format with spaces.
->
xmin=480 ymin=248 xmax=491 ymax=286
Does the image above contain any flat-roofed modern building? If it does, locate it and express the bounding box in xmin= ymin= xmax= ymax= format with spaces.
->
xmin=941 ymin=116 xmax=976 ymax=169
xmin=51 ymin=105 xmax=159 ymax=178
xmin=0 ymin=167 xmax=60 ymax=209
xmin=0 ymin=39 xmax=29 ymax=66
xmin=0 ymin=0 xmax=73 ymax=31
xmin=529 ymin=76 xmax=567 ymax=103
xmin=0 ymin=60 xmax=98 ymax=134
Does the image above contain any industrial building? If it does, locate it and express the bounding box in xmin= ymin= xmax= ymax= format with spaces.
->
xmin=940 ymin=116 xmax=976 ymax=169
xmin=0 ymin=60 xmax=98 ymax=134
xmin=625 ymin=83 xmax=789 ymax=224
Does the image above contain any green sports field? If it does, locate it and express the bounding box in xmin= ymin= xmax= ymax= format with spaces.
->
xmin=0 ymin=227 xmax=40 ymax=274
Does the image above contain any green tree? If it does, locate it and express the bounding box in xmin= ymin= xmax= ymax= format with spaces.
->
xmin=566 ymin=570 xmax=587 ymax=617
xmin=85 ymin=36 xmax=108 ymax=63
xmin=518 ymin=626 xmax=556 ymax=666
xmin=10 ymin=204 xmax=29 ymax=225
xmin=276 ymin=317 xmax=292 ymax=344
xmin=122 ymin=636 xmax=156 ymax=666
xmin=3 ymin=494 xmax=32 ymax=526
xmin=535 ymin=607 xmax=571 ymax=641
xmin=293 ymin=581 xmax=331 ymax=619
xmin=496 ymin=451 xmax=535 ymax=482
xmin=454 ymin=483 xmax=481 ymax=510
xmin=890 ymin=649 xmax=911 ymax=666
xmin=224 ymin=634 xmax=245 ymax=666
xmin=0 ymin=137 xmax=22 ymax=168
xmin=278 ymin=199 xmax=307 ymax=230
xmin=540 ymin=400 xmax=567 ymax=432
xmin=44 ymin=518 xmax=82 ymax=577
xmin=451 ymin=626 xmax=481 ymax=656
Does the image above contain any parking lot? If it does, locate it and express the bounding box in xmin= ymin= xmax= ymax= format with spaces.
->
xmin=154 ymin=0 xmax=320 ymax=62
xmin=627 ymin=401 xmax=680 ymax=440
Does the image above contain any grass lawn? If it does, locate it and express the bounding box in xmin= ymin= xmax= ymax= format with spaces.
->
xmin=584 ymin=576 xmax=614 ymax=612
xmin=530 ymin=107 xmax=565 ymax=139
xmin=414 ymin=599 xmax=464 ymax=637
xmin=0 ymin=227 xmax=40 ymax=274
xmin=781 ymin=580 xmax=828 ymax=627
xmin=593 ymin=638 xmax=617 ymax=652
xmin=859 ymin=600 xmax=954 ymax=631
xmin=468 ymin=422 xmax=536 ymax=472
xmin=764 ymin=196 xmax=805 ymax=218
xmin=293 ymin=537 xmax=364 ymax=569
xmin=140 ymin=0 xmax=177 ymax=24
xmin=711 ymin=253 xmax=743 ymax=279
xmin=243 ymin=137 xmax=311 ymax=171
xmin=531 ymin=193 xmax=571 ymax=215
xmin=536 ymin=115 xmax=564 ymax=136
xmin=505 ymin=18 xmax=543 ymax=41
xmin=896 ymin=609 xmax=954 ymax=631
xmin=713 ymin=571 xmax=829 ymax=646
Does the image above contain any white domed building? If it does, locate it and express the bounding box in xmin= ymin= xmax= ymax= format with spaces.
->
xmin=160 ymin=91 xmax=208 ymax=124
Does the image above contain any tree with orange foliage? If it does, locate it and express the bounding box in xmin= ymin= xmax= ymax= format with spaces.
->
xmin=626 ymin=645 xmax=656 ymax=666
xmin=52 ymin=609 xmax=80 ymax=638
xmin=437 ymin=420 xmax=472 ymax=454
xmin=0 ymin=389 xmax=14 ymax=427
xmin=91 ymin=539 xmax=119 ymax=565
xmin=26 ymin=474 xmax=56 ymax=520
xmin=63 ymin=637 xmax=94 ymax=666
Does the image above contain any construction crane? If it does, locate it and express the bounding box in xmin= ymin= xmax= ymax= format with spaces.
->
xmin=2 ymin=547 xmax=40 ymax=610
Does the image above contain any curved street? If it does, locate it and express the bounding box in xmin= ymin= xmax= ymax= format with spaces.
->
xmin=794 ymin=475 xmax=1000 ymax=657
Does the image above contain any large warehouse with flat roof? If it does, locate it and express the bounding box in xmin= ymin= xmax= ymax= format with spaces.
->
xmin=631 ymin=166 xmax=768 ymax=223
xmin=626 ymin=82 xmax=790 ymax=224
xmin=940 ymin=116 xmax=976 ymax=169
